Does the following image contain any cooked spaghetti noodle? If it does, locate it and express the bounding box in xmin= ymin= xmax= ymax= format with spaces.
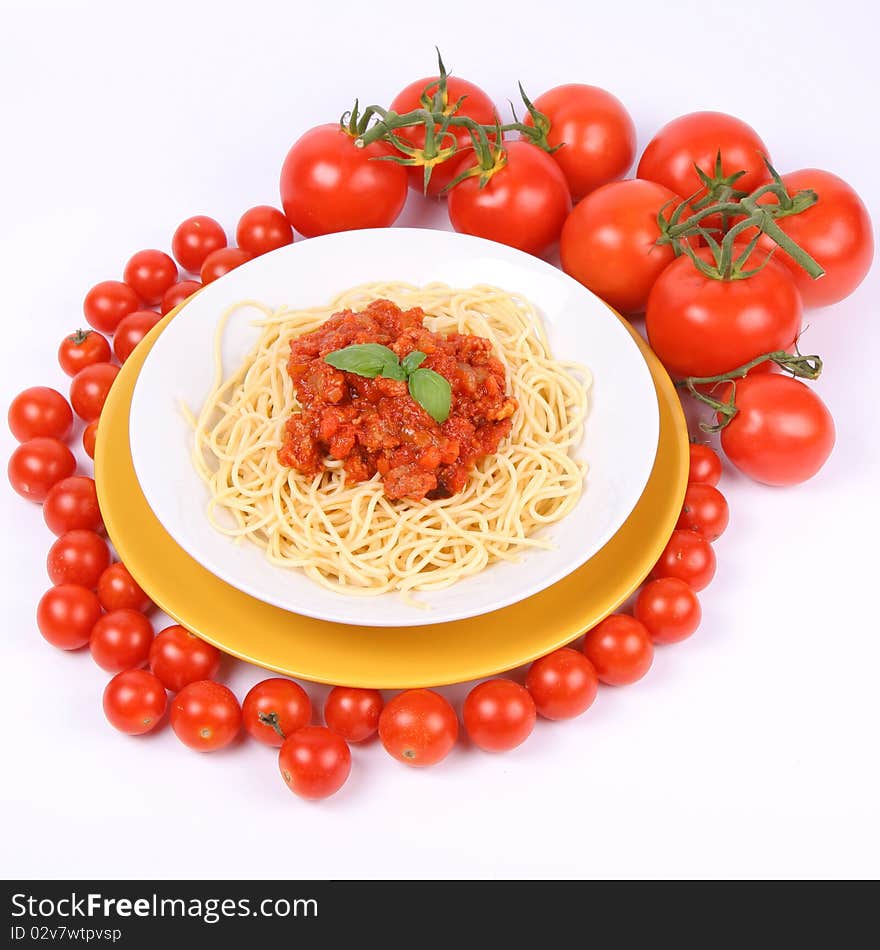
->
xmin=190 ymin=282 xmax=590 ymax=599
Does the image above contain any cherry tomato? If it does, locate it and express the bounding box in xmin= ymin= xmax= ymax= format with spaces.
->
xmin=755 ymin=169 xmax=873 ymax=307
xmin=635 ymin=577 xmax=701 ymax=645
xmin=171 ymin=216 xmax=227 ymax=273
xmin=103 ymin=669 xmax=167 ymax=736
xmin=646 ymin=247 xmax=801 ymax=378
xmin=83 ymin=280 xmax=140 ymax=334
xmin=148 ymin=625 xmax=222 ymax=693
xmin=677 ymin=483 xmax=729 ymax=541
xmin=8 ymin=387 xmax=73 ymax=442
xmin=96 ymin=562 xmax=151 ymax=613
xmin=90 ymin=608 xmax=154 ymax=673
xmin=242 ymin=678 xmax=312 ymax=748
xmin=280 ymin=124 xmax=408 ymax=237
xmin=378 ymin=689 xmax=458 ymax=767
xmin=637 ymin=111 xmax=770 ymax=199
xmin=58 ymin=329 xmax=112 ymax=377
xmin=43 ymin=476 xmax=102 ymax=536
xmin=560 ymin=179 xmax=685 ymax=313
xmin=170 ymin=681 xmax=242 ymax=752
xmin=82 ymin=421 xmax=98 ymax=459
xmin=278 ymin=726 xmax=351 ymax=800
xmin=160 ymin=279 xmax=202 ymax=315
xmin=448 ymin=141 xmax=571 ymax=257
xmin=389 ymin=75 xmax=497 ymax=196
xmin=652 ymin=529 xmax=716 ymax=591
xmin=323 ymin=686 xmax=383 ymax=743
xmin=525 ymin=84 xmax=636 ymax=200
xmin=235 ymin=205 xmax=294 ymax=257
xmin=8 ymin=438 xmax=76 ymax=502
xmin=113 ymin=310 xmax=161 ymax=363
xmin=720 ymin=375 xmax=835 ymax=485
xmin=688 ymin=443 xmax=722 ymax=486
xmin=525 ymin=647 xmax=598 ymax=720
xmin=47 ymin=530 xmax=110 ymax=588
xmin=462 ymin=679 xmax=536 ymax=752
xmin=69 ymin=362 xmax=119 ymax=422
xmin=582 ymin=614 xmax=654 ymax=686
xmin=123 ymin=249 xmax=177 ymax=305
xmin=199 ymin=247 xmax=251 ymax=285
xmin=36 ymin=584 xmax=102 ymax=650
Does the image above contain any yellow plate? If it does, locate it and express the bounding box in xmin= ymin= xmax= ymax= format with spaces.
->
xmin=95 ymin=306 xmax=688 ymax=688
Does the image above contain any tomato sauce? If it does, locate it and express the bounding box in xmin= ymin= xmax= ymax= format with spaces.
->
xmin=279 ymin=299 xmax=517 ymax=500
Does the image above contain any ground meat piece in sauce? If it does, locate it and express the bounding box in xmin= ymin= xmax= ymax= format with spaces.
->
xmin=278 ymin=299 xmax=517 ymax=501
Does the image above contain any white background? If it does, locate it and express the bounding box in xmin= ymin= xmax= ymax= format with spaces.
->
xmin=1 ymin=0 xmax=878 ymax=880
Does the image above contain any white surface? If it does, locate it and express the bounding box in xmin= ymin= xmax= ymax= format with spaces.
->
xmin=131 ymin=228 xmax=658 ymax=626
xmin=1 ymin=0 xmax=878 ymax=880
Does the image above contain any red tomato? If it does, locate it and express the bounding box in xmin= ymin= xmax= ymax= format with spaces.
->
xmin=47 ymin=530 xmax=110 ymax=588
xmin=83 ymin=280 xmax=140 ymax=334
xmin=242 ymin=678 xmax=312 ymax=748
xmin=278 ymin=726 xmax=351 ymax=800
xmin=8 ymin=438 xmax=76 ymax=502
xmin=103 ymin=669 xmax=167 ymax=735
xmin=688 ymin=443 xmax=722 ymax=486
xmin=378 ymin=689 xmax=458 ymax=767
xmin=160 ymin=279 xmax=202 ymax=315
xmin=96 ymin=562 xmax=151 ymax=613
xmin=113 ymin=310 xmax=161 ymax=363
xmin=58 ymin=329 xmax=112 ymax=377
xmin=637 ymin=111 xmax=770 ymax=199
xmin=525 ymin=84 xmax=636 ymax=200
xmin=525 ymin=647 xmax=599 ymax=720
xmin=36 ymin=584 xmax=102 ymax=650
xmin=582 ymin=614 xmax=654 ymax=686
xmin=199 ymin=247 xmax=251 ymax=285
xmin=82 ymin=421 xmax=98 ymax=460
xmin=171 ymin=216 xmax=227 ymax=273
xmin=8 ymin=387 xmax=73 ymax=442
xmin=123 ymin=249 xmax=178 ymax=305
xmin=462 ymin=679 xmax=536 ymax=752
xmin=635 ymin=577 xmax=701 ymax=644
xmin=389 ymin=75 xmax=497 ymax=196
xmin=677 ymin=483 xmax=729 ymax=540
xmin=280 ymin=124 xmax=408 ymax=237
xmin=69 ymin=362 xmax=119 ymax=422
xmin=652 ymin=529 xmax=716 ymax=591
xmin=43 ymin=476 xmax=103 ymax=536
xmin=448 ymin=141 xmax=571 ymax=256
xmin=170 ymin=681 xmax=242 ymax=752
xmin=560 ymin=179 xmax=685 ymax=313
xmin=645 ymin=247 xmax=801 ymax=378
xmin=148 ymin=625 xmax=222 ymax=693
xmin=90 ymin=608 xmax=154 ymax=673
xmin=755 ymin=169 xmax=873 ymax=307
xmin=323 ymin=687 xmax=383 ymax=743
xmin=720 ymin=375 xmax=835 ymax=485
xmin=235 ymin=205 xmax=294 ymax=257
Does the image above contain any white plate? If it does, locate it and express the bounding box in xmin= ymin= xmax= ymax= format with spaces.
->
xmin=129 ymin=228 xmax=659 ymax=627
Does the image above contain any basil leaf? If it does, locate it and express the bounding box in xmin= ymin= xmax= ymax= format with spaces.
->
xmin=408 ymin=368 xmax=452 ymax=423
xmin=381 ymin=359 xmax=407 ymax=381
xmin=324 ymin=344 xmax=400 ymax=378
xmin=401 ymin=350 xmax=427 ymax=375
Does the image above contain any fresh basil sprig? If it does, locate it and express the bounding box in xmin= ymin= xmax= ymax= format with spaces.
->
xmin=324 ymin=345 xmax=451 ymax=423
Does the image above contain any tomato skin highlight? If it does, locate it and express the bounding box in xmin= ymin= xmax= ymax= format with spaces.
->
xmin=720 ymin=374 xmax=835 ymax=486
xmin=47 ymin=530 xmax=110 ymax=588
xmin=58 ymin=329 xmax=112 ymax=377
xmin=676 ymin=483 xmax=729 ymax=540
xmin=242 ymin=678 xmax=312 ymax=748
xmin=113 ymin=311 xmax=161 ymax=363
xmin=378 ymin=689 xmax=459 ymax=767
xmin=323 ymin=687 xmax=383 ymax=743
xmin=448 ymin=141 xmax=571 ymax=257
xmin=200 ymin=247 xmax=252 ymax=285
xmin=69 ymin=362 xmax=120 ymax=423
xmin=688 ymin=443 xmax=722 ymax=486
xmin=90 ymin=608 xmax=154 ymax=673
xmin=236 ymin=205 xmax=294 ymax=257
xmin=8 ymin=387 xmax=74 ymax=442
xmin=635 ymin=578 xmax=701 ymax=645
xmin=37 ymin=584 xmax=103 ymax=650
xmin=171 ymin=216 xmax=227 ymax=273
xmin=170 ymin=681 xmax=242 ymax=752
xmin=103 ymin=669 xmax=168 ymax=736
xmin=43 ymin=476 xmax=102 ymax=536
xmin=83 ymin=280 xmax=141 ymax=334
xmin=560 ymin=179 xmax=683 ymax=313
xmin=97 ymin=562 xmax=152 ymax=613
xmin=525 ymin=647 xmax=599 ymax=720
xmin=525 ymin=84 xmax=636 ymax=200
xmin=280 ymin=124 xmax=408 ymax=237
xmin=652 ymin=529 xmax=716 ymax=591
xmin=149 ymin=625 xmax=222 ymax=693
xmin=160 ymin=279 xmax=202 ymax=315
xmin=8 ymin=438 xmax=76 ymax=502
xmin=278 ymin=726 xmax=351 ymax=800
xmin=582 ymin=614 xmax=654 ymax=686
xmin=123 ymin=249 xmax=178 ymax=305
xmin=463 ymin=679 xmax=536 ymax=752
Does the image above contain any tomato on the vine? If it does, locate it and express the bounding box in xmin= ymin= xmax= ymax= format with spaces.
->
xmin=200 ymin=247 xmax=251 ymax=285
xmin=378 ymin=689 xmax=458 ymax=767
xmin=242 ymin=678 xmax=311 ymax=748
xmin=581 ymin=614 xmax=654 ymax=686
xmin=323 ymin=687 xmax=383 ymax=743
xmin=113 ymin=310 xmax=161 ymax=363
xmin=688 ymin=443 xmax=722 ymax=486
xmin=677 ymin=483 xmax=729 ymax=540
xmin=103 ymin=669 xmax=167 ymax=736
xmin=90 ymin=608 xmax=154 ymax=673
xmin=69 ymin=362 xmax=119 ymax=422
xmin=58 ymin=329 xmax=111 ymax=377
xmin=8 ymin=438 xmax=76 ymax=502
xmin=652 ymin=529 xmax=716 ymax=591
xmin=82 ymin=421 xmax=98 ymax=459
xmin=462 ymin=679 xmax=536 ymax=752
xmin=83 ymin=280 xmax=140 ymax=334
xmin=525 ymin=647 xmax=598 ymax=720
xmin=160 ymin=279 xmax=202 ymax=315
xmin=235 ymin=205 xmax=294 ymax=257
xmin=47 ymin=530 xmax=110 ymax=588
xmin=43 ymin=476 xmax=103 ymax=536
xmin=170 ymin=681 xmax=242 ymax=752
xmin=148 ymin=625 xmax=221 ymax=693
xmin=8 ymin=387 xmax=73 ymax=442
xmin=635 ymin=578 xmax=701 ymax=645
xmin=123 ymin=249 xmax=178 ymax=305
xmin=37 ymin=584 xmax=103 ymax=650
xmin=280 ymin=124 xmax=408 ymax=237
xmin=97 ymin=562 xmax=151 ymax=613
xmin=278 ymin=726 xmax=351 ymax=800
xmin=525 ymin=84 xmax=636 ymax=200
xmin=171 ymin=216 xmax=227 ymax=273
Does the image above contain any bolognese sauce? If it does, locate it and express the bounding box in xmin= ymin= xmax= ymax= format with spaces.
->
xmin=279 ymin=299 xmax=517 ymax=500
